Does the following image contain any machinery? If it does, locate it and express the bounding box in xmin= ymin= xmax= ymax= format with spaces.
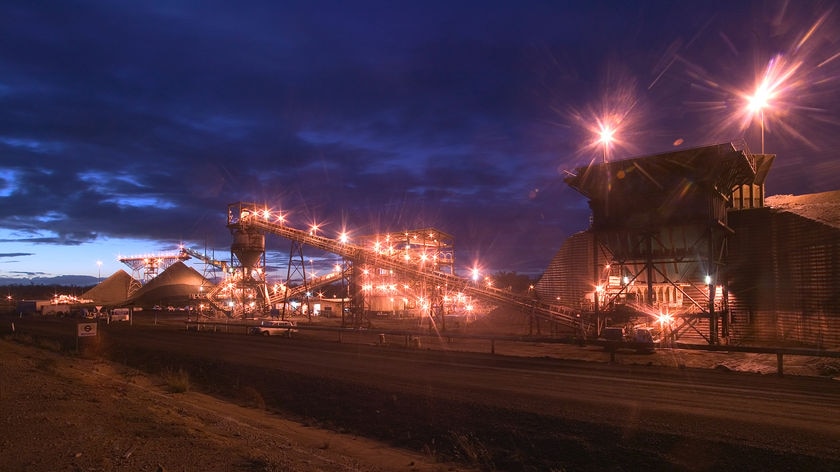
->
xmin=561 ymin=142 xmax=767 ymax=344
xmin=219 ymin=202 xmax=584 ymax=332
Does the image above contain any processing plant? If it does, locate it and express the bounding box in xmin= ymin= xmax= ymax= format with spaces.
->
xmin=82 ymin=141 xmax=840 ymax=348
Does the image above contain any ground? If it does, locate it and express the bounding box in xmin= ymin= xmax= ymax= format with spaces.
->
xmin=0 ymin=338 xmax=469 ymax=472
xmin=3 ymin=310 xmax=839 ymax=471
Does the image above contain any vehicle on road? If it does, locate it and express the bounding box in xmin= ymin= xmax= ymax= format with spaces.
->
xmin=248 ymin=320 xmax=297 ymax=337
xmin=110 ymin=308 xmax=130 ymax=322
xmin=600 ymin=325 xmax=659 ymax=353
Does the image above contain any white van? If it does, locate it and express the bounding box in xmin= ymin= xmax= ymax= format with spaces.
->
xmin=248 ymin=320 xmax=297 ymax=337
xmin=110 ymin=308 xmax=130 ymax=322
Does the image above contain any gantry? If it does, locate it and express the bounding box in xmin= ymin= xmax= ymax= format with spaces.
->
xmin=118 ymin=251 xmax=191 ymax=295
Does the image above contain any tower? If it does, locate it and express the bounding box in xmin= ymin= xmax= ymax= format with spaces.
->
xmin=224 ymin=202 xmax=271 ymax=317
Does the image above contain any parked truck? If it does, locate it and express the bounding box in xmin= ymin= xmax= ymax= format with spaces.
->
xmin=600 ymin=325 xmax=659 ymax=353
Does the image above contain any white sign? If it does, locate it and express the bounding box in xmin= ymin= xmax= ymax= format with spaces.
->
xmin=77 ymin=322 xmax=98 ymax=337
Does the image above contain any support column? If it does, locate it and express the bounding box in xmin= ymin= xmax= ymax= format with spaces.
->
xmin=592 ymin=231 xmax=600 ymax=335
xmin=708 ymin=226 xmax=718 ymax=345
xmin=646 ymin=234 xmax=654 ymax=309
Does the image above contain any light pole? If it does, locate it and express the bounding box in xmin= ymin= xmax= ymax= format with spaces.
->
xmin=97 ymin=260 xmax=102 ymax=282
xmin=748 ymin=87 xmax=769 ymax=154
xmin=759 ymin=108 xmax=765 ymax=154
xmin=747 ymin=71 xmax=776 ymax=154
xmin=598 ymin=123 xmax=615 ymax=163
xmin=745 ymin=53 xmax=801 ymax=156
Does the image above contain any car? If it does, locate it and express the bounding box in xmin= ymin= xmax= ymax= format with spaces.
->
xmin=248 ymin=320 xmax=297 ymax=337
xmin=602 ymin=326 xmax=626 ymax=342
xmin=631 ymin=327 xmax=660 ymax=353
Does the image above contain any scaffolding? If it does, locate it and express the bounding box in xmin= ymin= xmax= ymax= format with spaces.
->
xmin=227 ymin=201 xmax=582 ymax=331
xmin=118 ymin=251 xmax=190 ymax=296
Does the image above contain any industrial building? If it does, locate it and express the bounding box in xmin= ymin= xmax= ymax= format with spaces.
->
xmin=75 ymin=142 xmax=839 ymax=348
xmin=727 ymin=191 xmax=840 ymax=347
xmin=221 ymin=203 xmax=493 ymax=324
xmin=536 ymin=142 xmax=840 ymax=348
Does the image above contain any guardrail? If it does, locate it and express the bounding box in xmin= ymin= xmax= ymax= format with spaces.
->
xmin=672 ymin=342 xmax=840 ymax=376
xmin=184 ymin=320 xmax=840 ymax=376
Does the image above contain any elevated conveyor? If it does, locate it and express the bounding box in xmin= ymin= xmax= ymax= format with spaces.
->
xmin=267 ymin=270 xmax=345 ymax=306
xmin=231 ymin=202 xmax=585 ymax=333
xmin=180 ymin=247 xmax=229 ymax=272
xmin=178 ymin=247 xmax=233 ymax=314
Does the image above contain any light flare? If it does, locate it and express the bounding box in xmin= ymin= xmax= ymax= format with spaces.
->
xmin=681 ymin=8 xmax=840 ymax=152
xmin=568 ymin=84 xmax=643 ymax=165
xmin=739 ymin=54 xmax=804 ymax=153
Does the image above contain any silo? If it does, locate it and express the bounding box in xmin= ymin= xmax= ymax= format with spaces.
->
xmin=231 ymin=229 xmax=265 ymax=270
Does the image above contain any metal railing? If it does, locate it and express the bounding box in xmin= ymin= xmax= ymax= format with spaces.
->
xmin=184 ymin=319 xmax=840 ymax=377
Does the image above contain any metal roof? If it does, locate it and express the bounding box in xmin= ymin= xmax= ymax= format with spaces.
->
xmin=565 ymin=142 xmax=759 ymax=200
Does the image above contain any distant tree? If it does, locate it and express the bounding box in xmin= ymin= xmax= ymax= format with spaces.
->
xmin=489 ymin=271 xmax=539 ymax=294
xmin=0 ymin=284 xmax=95 ymax=301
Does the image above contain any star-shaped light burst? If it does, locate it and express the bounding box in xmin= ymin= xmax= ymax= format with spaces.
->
xmin=741 ymin=54 xmax=803 ymax=153
xmin=572 ymin=87 xmax=640 ymax=165
xmin=666 ymin=6 xmax=840 ymax=159
xmin=596 ymin=120 xmax=617 ymax=163
xmin=563 ymin=66 xmax=645 ymax=167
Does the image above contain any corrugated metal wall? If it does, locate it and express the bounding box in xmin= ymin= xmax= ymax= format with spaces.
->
xmin=537 ymin=207 xmax=840 ymax=347
xmin=535 ymin=231 xmax=595 ymax=310
xmin=727 ymin=208 xmax=840 ymax=348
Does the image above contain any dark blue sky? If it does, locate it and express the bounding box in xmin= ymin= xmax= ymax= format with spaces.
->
xmin=1 ymin=0 xmax=839 ymax=282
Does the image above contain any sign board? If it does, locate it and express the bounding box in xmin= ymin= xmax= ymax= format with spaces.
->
xmin=77 ymin=322 xmax=98 ymax=337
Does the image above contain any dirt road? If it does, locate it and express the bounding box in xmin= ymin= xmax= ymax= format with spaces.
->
xmin=4 ymin=315 xmax=840 ymax=471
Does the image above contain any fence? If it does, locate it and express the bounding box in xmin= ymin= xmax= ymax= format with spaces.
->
xmin=185 ymin=320 xmax=840 ymax=376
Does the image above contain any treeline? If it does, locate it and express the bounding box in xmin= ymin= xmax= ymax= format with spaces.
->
xmin=489 ymin=271 xmax=540 ymax=294
xmin=0 ymin=275 xmax=540 ymax=302
xmin=1 ymin=284 xmax=96 ymax=302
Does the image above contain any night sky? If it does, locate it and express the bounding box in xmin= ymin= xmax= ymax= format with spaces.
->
xmin=2 ymin=0 xmax=839 ymax=284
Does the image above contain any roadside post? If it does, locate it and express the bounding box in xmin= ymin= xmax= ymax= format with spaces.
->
xmin=76 ymin=321 xmax=98 ymax=354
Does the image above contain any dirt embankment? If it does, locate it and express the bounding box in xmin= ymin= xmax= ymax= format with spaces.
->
xmin=4 ymin=311 xmax=840 ymax=471
xmin=0 ymin=337 xmax=471 ymax=472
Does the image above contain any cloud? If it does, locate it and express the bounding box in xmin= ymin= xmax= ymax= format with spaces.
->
xmin=0 ymin=1 xmax=838 ymax=279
